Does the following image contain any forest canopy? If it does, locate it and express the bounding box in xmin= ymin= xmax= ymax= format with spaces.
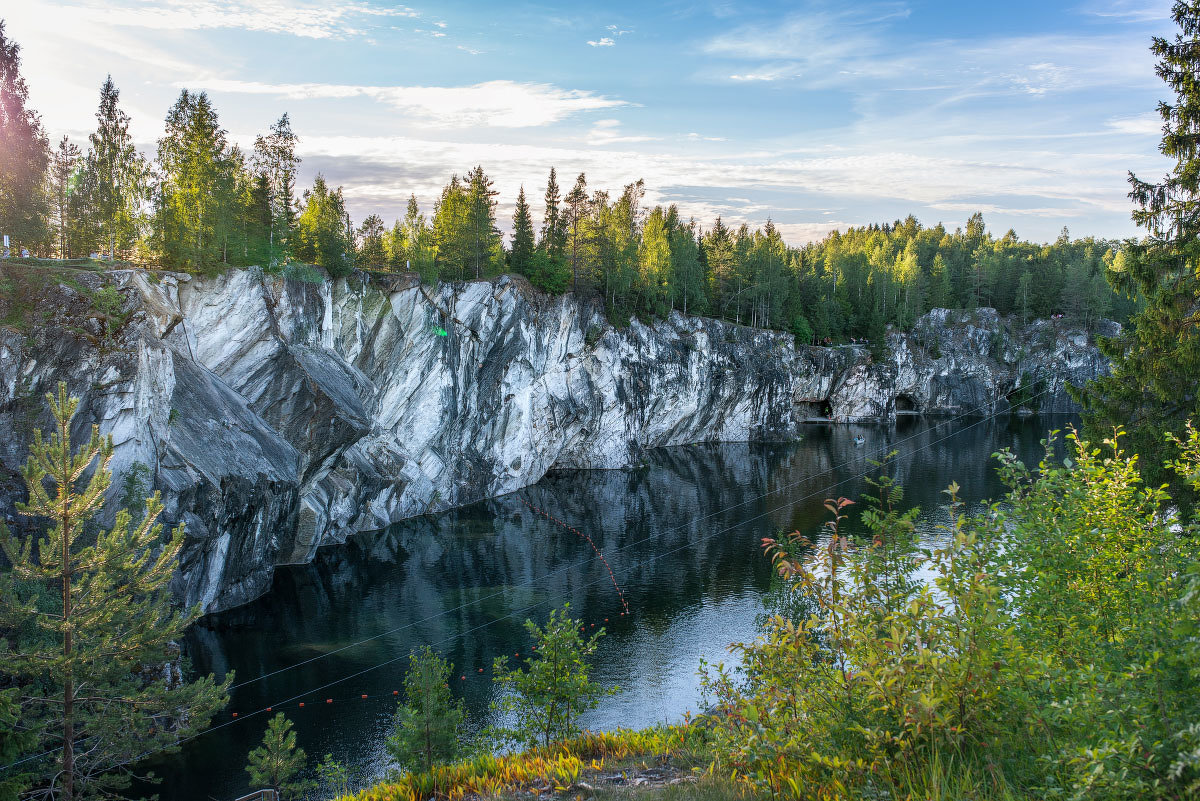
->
xmin=0 ymin=21 xmax=1132 ymax=343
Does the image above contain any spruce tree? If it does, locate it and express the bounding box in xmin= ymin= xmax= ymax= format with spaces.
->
xmin=564 ymin=174 xmax=589 ymax=292
xmin=86 ymin=77 xmax=147 ymax=259
xmin=1075 ymin=2 xmax=1200 ymax=499
xmin=0 ymin=383 xmax=229 ymax=800
xmin=510 ymin=185 xmax=535 ymax=275
xmin=245 ymin=713 xmax=313 ymax=800
xmin=540 ymin=167 xmax=565 ymax=258
xmin=0 ymin=21 xmax=50 ymax=251
xmin=432 ymin=176 xmax=469 ymax=278
xmin=385 ymin=646 xmax=466 ymax=774
xmin=464 ymin=165 xmax=500 ymax=279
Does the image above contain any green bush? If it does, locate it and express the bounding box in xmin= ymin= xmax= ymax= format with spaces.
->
xmin=490 ymin=604 xmax=614 ymax=750
xmin=701 ymin=429 xmax=1200 ymax=800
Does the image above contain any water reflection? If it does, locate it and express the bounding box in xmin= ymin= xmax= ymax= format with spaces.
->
xmin=159 ymin=416 xmax=1068 ymax=800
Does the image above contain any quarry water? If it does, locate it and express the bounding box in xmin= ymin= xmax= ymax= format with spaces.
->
xmin=156 ymin=416 xmax=1070 ymax=800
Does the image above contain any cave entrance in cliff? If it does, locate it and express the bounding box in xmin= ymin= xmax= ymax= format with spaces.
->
xmin=796 ymin=400 xmax=833 ymax=421
xmin=895 ymin=395 xmax=919 ymax=415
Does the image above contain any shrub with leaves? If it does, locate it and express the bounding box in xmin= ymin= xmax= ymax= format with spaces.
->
xmin=490 ymin=604 xmax=613 ymax=750
xmin=701 ymin=432 xmax=1200 ymax=800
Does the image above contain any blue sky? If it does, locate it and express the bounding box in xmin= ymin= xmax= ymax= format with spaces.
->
xmin=5 ymin=0 xmax=1176 ymax=243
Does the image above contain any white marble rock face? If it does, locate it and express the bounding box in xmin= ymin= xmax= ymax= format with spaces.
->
xmin=0 ymin=269 xmax=1113 ymax=613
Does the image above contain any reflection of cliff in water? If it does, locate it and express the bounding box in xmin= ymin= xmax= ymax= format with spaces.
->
xmin=172 ymin=416 xmax=1067 ymax=801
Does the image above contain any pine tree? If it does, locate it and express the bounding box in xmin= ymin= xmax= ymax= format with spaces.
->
xmin=0 ymin=383 xmax=229 ymax=800
xmin=252 ymin=114 xmax=300 ymax=265
xmin=1075 ymin=2 xmax=1200 ymax=500
xmin=50 ymin=136 xmax=81 ymax=258
xmin=0 ymin=689 xmax=33 ymax=801
xmin=0 ymin=21 xmax=49 ymax=252
xmin=245 ymin=713 xmax=313 ymax=800
xmin=490 ymin=604 xmax=612 ymax=749
xmin=510 ymin=185 xmax=535 ymax=275
xmin=86 ymin=77 xmax=147 ymax=259
xmin=385 ymin=646 xmax=466 ymax=774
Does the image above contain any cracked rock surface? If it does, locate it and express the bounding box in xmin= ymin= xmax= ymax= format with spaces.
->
xmin=0 ymin=269 xmax=1112 ymax=613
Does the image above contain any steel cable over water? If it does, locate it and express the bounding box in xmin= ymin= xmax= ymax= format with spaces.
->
xmin=0 ymin=385 xmax=1063 ymax=774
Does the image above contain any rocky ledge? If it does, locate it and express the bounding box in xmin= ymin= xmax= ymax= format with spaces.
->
xmin=0 ymin=268 xmax=1113 ymax=612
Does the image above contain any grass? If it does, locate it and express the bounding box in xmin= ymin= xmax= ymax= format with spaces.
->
xmin=0 ymin=260 xmax=128 ymax=338
xmin=339 ymin=726 xmax=725 ymax=801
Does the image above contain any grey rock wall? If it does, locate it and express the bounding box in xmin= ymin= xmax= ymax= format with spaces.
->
xmin=0 ymin=268 xmax=1112 ymax=613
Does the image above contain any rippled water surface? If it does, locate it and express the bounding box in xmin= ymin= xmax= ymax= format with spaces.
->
xmin=158 ymin=416 xmax=1069 ymax=800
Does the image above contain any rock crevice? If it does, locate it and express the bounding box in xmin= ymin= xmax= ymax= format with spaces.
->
xmin=0 ymin=269 xmax=1112 ymax=612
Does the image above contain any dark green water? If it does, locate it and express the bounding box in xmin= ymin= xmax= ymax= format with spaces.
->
xmin=156 ymin=416 xmax=1068 ymax=800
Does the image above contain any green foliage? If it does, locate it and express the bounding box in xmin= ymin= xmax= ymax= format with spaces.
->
xmin=296 ymin=174 xmax=354 ymax=277
xmin=491 ymin=604 xmax=614 ymax=750
xmin=509 ymin=185 xmax=535 ymax=275
xmin=283 ymin=262 xmax=325 ymax=284
xmin=1075 ymin=3 xmax=1200 ymax=505
xmin=252 ymin=113 xmax=300 ymax=266
xmin=701 ymin=428 xmax=1200 ymax=800
xmin=246 ymin=713 xmax=314 ymax=800
xmin=0 ymin=21 xmax=50 ymax=252
xmin=317 ymin=752 xmax=351 ymax=798
xmin=0 ymin=382 xmax=229 ymax=800
xmin=385 ymin=646 xmax=467 ymax=775
xmin=357 ymin=213 xmax=387 ymax=268
xmin=153 ymin=90 xmax=246 ymax=271
xmin=83 ymin=76 xmax=149 ymax=260
xmin=0 ymin=688 xmax=33 ymax=801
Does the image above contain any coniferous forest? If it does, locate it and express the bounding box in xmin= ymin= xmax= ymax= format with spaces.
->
xmin=5 ymin=3 xmax=1200 ymax=801
xmin=0 ymin=19 xmax=1131 ymax=347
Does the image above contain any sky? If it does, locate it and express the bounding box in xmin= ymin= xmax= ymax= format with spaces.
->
xmin=2 ymin=0 xmax=1179 ymax=245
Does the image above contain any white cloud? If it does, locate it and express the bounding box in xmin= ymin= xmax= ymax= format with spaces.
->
xmin=1077 ymin=0 xmax=1172 ymax=23
xmin=31 ymin=0 xmax=421 ymax=40
xmin=199 ymin=79 xmax=629 ymax=128
xmin=1107 ymin=111 xmax=1161 ymax=135
xmin=587 ymin=119 xmax=659 ymax=145
xmin=588 ymin=37 xmax=616 ymax=47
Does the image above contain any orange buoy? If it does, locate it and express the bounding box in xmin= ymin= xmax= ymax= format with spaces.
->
xmin=326 ymin=698 xmax=332 ymax=704
xmin=460 ymin=675 xmax=466 ymax=680
xmin=361 ymin=694 xmax=368 ymax=699
xmin=393 ymin=690 xmax=398 ymax=695
xmin=232 ymin=712 xmax=238 ymax=717
xmin=478 ymin=667 xmax=483 ymax=672
xmin=267 ymin=707 xmax=272 ymax=712
xmin=299 ymin=702 xmax=305 ymax=707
